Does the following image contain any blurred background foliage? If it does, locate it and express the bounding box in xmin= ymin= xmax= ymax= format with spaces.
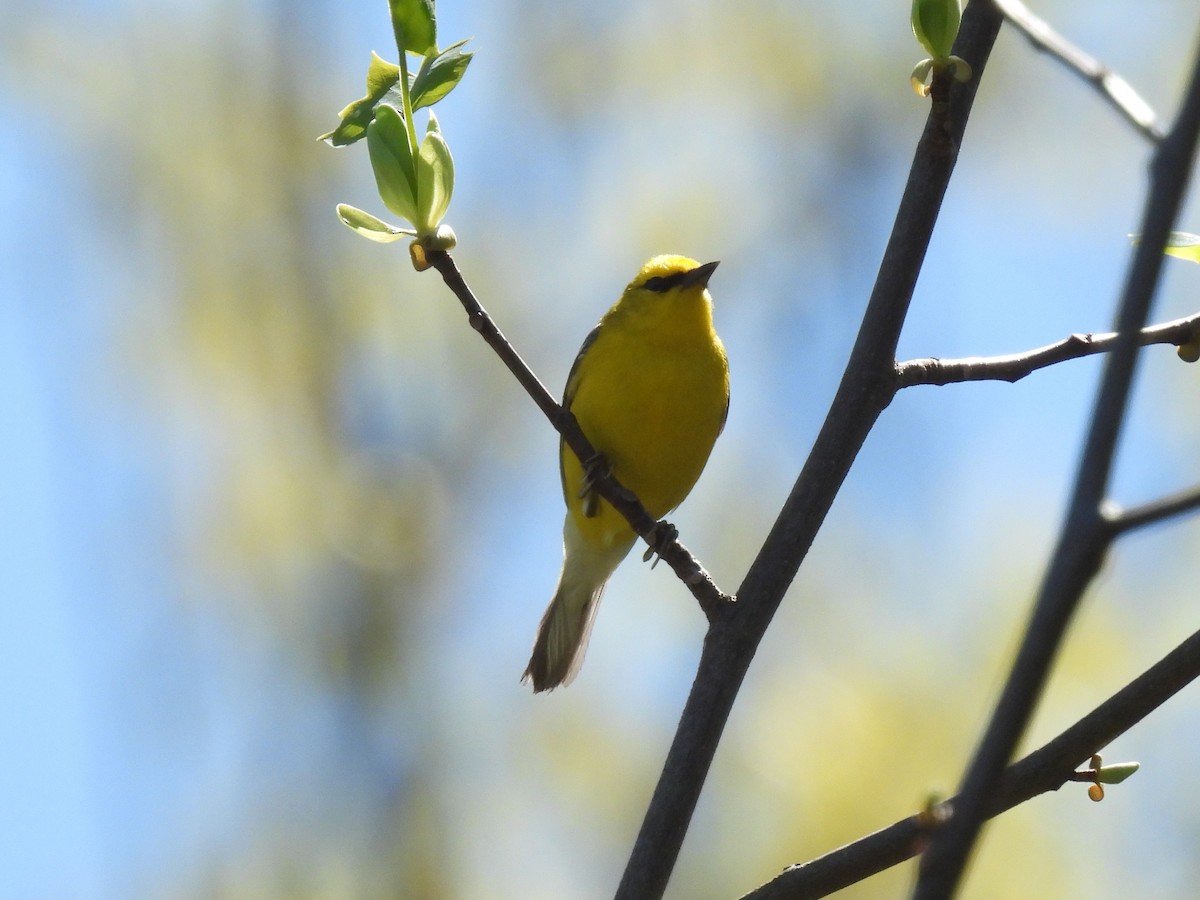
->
xmin=3 ymin=0 xmax=1200 ymax=897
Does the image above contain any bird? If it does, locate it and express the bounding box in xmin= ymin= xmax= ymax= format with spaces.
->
xmin=523 ymin=255 xmax=730 ymax=692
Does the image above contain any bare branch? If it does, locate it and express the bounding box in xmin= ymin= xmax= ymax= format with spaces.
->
xmin=741 ymin=626 xmax=1200 ymax=899
xmin=895 ymin=311 xmax=1200 ymax=387
xmin=1106 ymin=484 xmax=1200 ymax=535
xmin=914 ymin=37 xmax=1200 ymax=898
xmin=424 ymin=249 xmax=730 ymax=618
xmin=993 ymin=0 xmax=1164 ymax=142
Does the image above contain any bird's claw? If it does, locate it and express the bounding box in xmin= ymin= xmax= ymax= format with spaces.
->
xmin=577 ymin=452 xmax=612 ymax=518
xmin=642 ymin=521 xmax=678 ymax=568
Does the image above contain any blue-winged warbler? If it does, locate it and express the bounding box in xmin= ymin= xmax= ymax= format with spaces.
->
xmin=523 ymin=255 xmax=730 ymax=692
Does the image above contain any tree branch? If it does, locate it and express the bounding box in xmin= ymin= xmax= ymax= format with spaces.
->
xmin=1105 ymin=484 xmax=1200 ymax=535
xmin=424 ymin=249 xmax=730 ymax=619
xmin=895 ymin=311 xmax=1200 ymax=387
xmin=614 ymin=7 xmax=1009 ymax=899
xmin=913 ymin=37 xmax=1200 ymax=898
xmin=741 ymin=626 xmax=1200 ymax=899
xmin=992 ymin=0 xmax=1164 ymax=142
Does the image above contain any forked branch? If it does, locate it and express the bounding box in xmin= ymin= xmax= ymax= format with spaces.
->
xmin=615 ymin=6 xmax=1010 ymax=898
xmin=913 ymin=35 xmax=1200 ymax=898
xmin=742 ymin=625 xmax=1200 ymax=899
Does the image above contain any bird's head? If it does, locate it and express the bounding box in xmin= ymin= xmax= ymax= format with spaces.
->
xmin=628 ymin=255 xmax=720 ymax=296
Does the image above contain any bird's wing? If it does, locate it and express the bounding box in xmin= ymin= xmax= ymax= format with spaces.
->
xmin=558 ymin=322 xmax=603 ymax=501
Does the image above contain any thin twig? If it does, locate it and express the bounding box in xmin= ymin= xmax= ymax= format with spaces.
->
xmin=424 ymin=249 xmax=730 ymax=618
xmin=895 ymin=310 xmax=1200 ymax=387
xmin=741 ymin=626 xmax=1200 ymax=899
xmin=993 ymin=0 xmax=1164 ymax=142
xmin=1106 ymin=484 xmax=1200 ymax=535
xmin=614 ymin=8 xmax=1008 ymax=899
xmin=913 ymin=37 xmax=1200 ymax=899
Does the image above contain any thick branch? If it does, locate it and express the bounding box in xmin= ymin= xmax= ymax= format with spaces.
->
xmin=614 ymin=8 xmax=1008 ymax=899
xmin=424 ymin=249 xmax=729 ymax=618
xmin=914 ymin=37 xmax=1200 ymax=898
xmin=741 ymin=626 xmax=1200 ymax=899
xmin=993 ymin=0 xmax=1163 ymax=141
xmin=895 ymin=311 xmax=1200 ymax=387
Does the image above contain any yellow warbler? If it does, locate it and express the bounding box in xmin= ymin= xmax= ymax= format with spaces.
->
xmin=523 ymin=255 xmax=730 ymax=692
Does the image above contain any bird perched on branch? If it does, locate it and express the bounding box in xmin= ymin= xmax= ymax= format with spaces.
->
xmin=523 ymin=255 xmax=730 ymax=692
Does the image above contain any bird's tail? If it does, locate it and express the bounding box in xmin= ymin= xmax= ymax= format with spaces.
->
xmin=523 ymin=518 xmax=633 ymax=692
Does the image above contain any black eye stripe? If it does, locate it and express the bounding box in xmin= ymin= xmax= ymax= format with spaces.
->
xmin=642 ymin=271 xmax=688 ymax=292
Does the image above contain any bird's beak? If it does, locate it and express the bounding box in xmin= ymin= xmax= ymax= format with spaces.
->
xmin=683 ymin=260 xmax=720 ymax=290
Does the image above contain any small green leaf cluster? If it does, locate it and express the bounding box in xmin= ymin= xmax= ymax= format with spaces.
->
xmin=323 ymin=0 xmax=472 ymax=265
xmin=910 ymin=0 xmax=972 ymax=97
xmin=319 ymin=45 xmax=472 ymax=149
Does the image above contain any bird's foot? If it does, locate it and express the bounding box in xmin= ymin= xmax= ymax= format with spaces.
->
xmin=642 ymin=520 xmax=678 ymax=568
xmin=577 ymin=452 xmax=612 ymax=518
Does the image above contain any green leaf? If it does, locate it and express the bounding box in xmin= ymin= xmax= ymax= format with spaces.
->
xmin=411 ymin=39 xmax=474 ymax=111
xmin=365 ymin=52 xmax=403 ymax=99
xmin=368 ymin=104 xmax=419 ymax=223
xmin=1096 ymin=762 xmax=1140 ymax=785
xmin=319 ymin=52 xmax=402 ymax=147
xmin=912 ymin=0 xmax=961 ymax=60
xmin=336 ymin=204 xmax=415 ymax=243
xmin=389 ymin=0 xmax=437 ymax=57
xmin=415 ymin=114 xmax=454 ymax=232
xmin=1164 ymin=231 xmax=1200 ymax=263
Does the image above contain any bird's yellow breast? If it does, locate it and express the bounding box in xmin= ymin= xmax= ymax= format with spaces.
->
xmin=560 ymin=273 xmax=729 ymax=548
